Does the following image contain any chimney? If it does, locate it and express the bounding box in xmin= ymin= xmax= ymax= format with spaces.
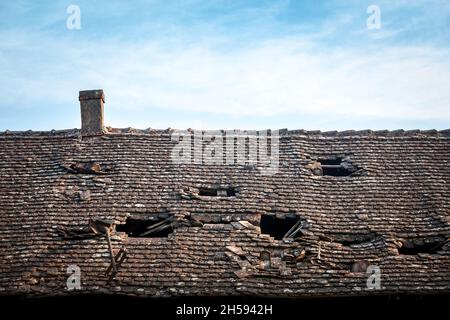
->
xmin=79 ymin=89 xmax=106 ymax=136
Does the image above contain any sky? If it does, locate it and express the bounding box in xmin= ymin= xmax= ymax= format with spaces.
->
xmin=0 ymin=0 xmax=449 ymax=131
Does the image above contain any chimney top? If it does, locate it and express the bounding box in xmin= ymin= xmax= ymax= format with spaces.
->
xmin=79 ymin=89 xmax=105 ymax=102
xmin=79 ymin=89 xmax=106 ymax=136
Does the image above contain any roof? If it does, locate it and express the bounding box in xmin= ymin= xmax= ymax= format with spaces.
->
xmin=0 ymin=127 xmax=449 ymax=297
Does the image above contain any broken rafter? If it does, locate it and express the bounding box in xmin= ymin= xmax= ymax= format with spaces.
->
xmin=282 ymin=219 xmax=304 ymax=239
xmin=141 ymin=222 xmax=173 ymax=236
xmin=106 ymin=248 xmax=127 ymax=278
xmin=105 ymin=229 xmax=117 ymax=274
xmin=88 ymin=219 xmax=118 ymax=274
xmin=144 ymin=216 xmax=173 ymax=232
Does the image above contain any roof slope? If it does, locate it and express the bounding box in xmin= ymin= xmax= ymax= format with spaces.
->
xmin=0 ymin=128 xmax=449 ymax=297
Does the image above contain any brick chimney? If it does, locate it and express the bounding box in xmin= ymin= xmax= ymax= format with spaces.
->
xmin=79 ymin=89 xmax=106 ymax=136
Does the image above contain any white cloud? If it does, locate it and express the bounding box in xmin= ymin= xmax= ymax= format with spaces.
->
xmin=1 ymin=6 xmax=449 ymax=126
xmin=68 ymin=38 xmax=450 ymax=122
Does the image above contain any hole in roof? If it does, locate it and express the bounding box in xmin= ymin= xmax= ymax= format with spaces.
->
xmin=63 ymin=161 xmax=111 ymax=175
xmin=314 ymin=156 xmax=359 ymax=177
xmin=398 ymin=240 xmax=445 ymax=255
xmin=199 ymin=187 xmax=237 ymax=197
xmin=116 ymin=215 xmax=174 ymax=237
xmin=318 ymin=158 xmax=342 ymax=166
xmin=260 ymin=214 xmax=301 ymax=240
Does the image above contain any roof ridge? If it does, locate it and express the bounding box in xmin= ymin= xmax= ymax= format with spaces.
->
xmin=1 ymin=127 xmax=449 ymax=137
xmin=0 ymin=128 xmax=80 ymax=137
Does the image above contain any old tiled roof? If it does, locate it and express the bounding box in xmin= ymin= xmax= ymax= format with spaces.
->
xmin=0 ymin=127 xmax=449 ymax=297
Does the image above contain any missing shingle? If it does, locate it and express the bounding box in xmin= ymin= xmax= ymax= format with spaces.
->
xmin=398 ymin=239 xmax=447 ymax=255
xmin=320 ymin=157 xmax=358 ymax=176
xmin=198 ymin=187 xmax=237 ymax=197
xmin=260 ymin=214 xmax=301 ymax=240
xmin=116 ymin=215 xmax=174 ymax=237
xmin=63 ymin=161 xmax=111 ymax=175
xmin=179 ymin=186 xmax=239 ymax=199
xmin=319 ymin=158 xmax=342 ymax=166
xmin=309 ymin=156 xmax=360 ymax=177
xmin=56 ymin=219 xmax=114 ymax=240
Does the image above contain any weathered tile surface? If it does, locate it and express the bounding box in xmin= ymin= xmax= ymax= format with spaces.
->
xmin=0 ymin=128 xmax=449 ymax=297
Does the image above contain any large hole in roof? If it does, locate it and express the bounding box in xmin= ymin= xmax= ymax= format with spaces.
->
xmin=260 ymin=214 xmax=301 ymax=240
xmin=116 ymin=215 xmax=174 ymax=237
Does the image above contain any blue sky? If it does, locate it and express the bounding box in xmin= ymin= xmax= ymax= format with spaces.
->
xmin=0 ymin=0 xmax=449 ymax=131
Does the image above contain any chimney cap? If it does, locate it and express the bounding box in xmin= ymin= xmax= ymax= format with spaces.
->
xmin=79 ymin=89 xmax=105 ymax=102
